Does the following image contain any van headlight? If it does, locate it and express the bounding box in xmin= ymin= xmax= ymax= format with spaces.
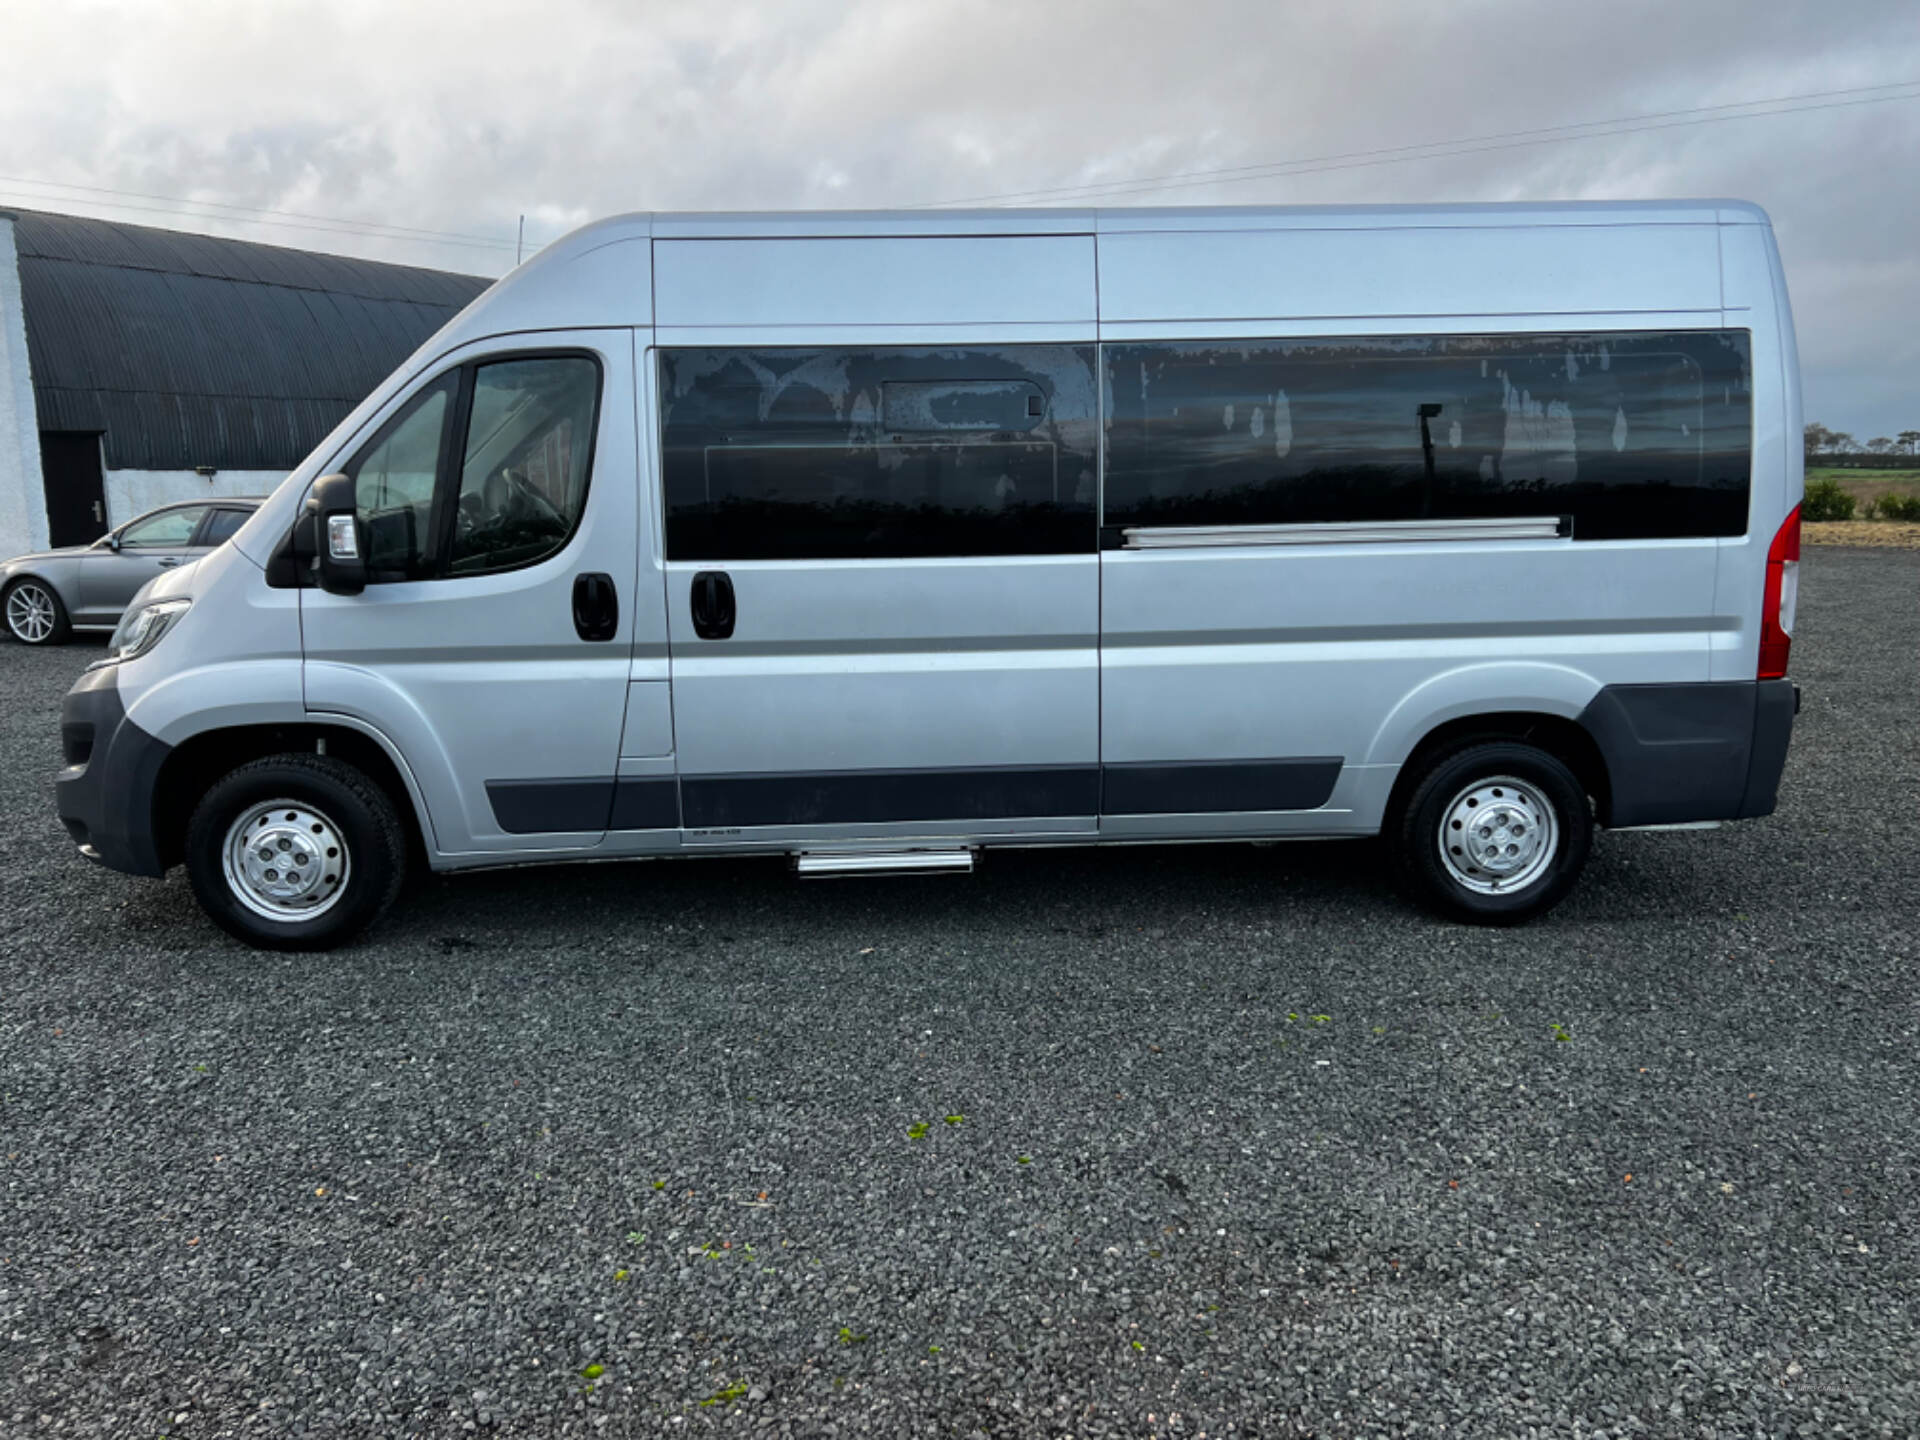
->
xmin=93 ymin=598 xmax=192 ymax=669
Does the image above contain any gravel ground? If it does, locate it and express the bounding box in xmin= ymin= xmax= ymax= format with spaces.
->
xmin=2 ymin=547 xmax=1916 ymax=1438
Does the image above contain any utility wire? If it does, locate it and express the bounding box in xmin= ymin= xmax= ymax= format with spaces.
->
xmin=0 ymin=189 xmax=527 ymax=256
xmin=0 ymin=175 xmax=533 ymax=256
xmin=0 ymin=172 xmax=524 ymax=247
xmin=1059 ymin=88 xmax=1920 ymax=206
xmin=916 ymin=78 xmax=1920 ymax=208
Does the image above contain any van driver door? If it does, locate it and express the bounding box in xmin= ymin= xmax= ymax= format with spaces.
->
xmin=300 ymin=330 xmax=656 ymax=858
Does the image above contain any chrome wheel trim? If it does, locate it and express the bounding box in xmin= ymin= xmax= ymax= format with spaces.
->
xmin=221 ymin=799 xmax=351 ymax=923
xmin=1436 ymin=774 xmax=1559 ymax=896
xmin=5 ymin=582 xmax=57 ymax=643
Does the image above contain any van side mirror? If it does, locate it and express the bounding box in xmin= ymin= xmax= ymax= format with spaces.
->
xmin=304 ymin=473 xmax=366 ymax=596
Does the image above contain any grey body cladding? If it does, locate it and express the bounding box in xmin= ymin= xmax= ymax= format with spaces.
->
xmin=486 ymin=759 xmax=1348 ymax=833
xmin=1101 ymin=759 xmax=1342 ymax=815
xmin=486 ymin=777 xmax=680 ymax=834
xmin=681 ymin=765 xmax=1099 ymax=829
xmin=484 ymin=679 xmax=1796 ymax=838
xmin=1579 ymin=680 xmax=1796 ymax=827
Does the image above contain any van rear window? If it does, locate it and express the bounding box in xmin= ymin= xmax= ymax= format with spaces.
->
xmin=659 ymin=346 xmax=1098 ymax=561
xmin=1102 ymin=330 xmax=1752 ymax=540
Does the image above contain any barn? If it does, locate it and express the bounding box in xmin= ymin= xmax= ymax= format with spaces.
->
xmin=0 ymin=208 xmax=488 ymax=557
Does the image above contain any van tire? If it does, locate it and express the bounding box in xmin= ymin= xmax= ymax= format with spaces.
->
xmin=1394 ymin=740 xmax=1591 ymax=925
xmin=184 ymin=754 xmax=408 ymax=950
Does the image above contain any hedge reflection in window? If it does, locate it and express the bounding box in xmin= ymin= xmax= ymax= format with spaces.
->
xmin=1103 ymin=331 xmax=1752 ymax=540
xmin=659 ymin=346 xmax=1099 ymax=561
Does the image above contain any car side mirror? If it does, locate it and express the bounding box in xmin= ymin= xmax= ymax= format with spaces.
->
xmin=103 ymin=533 xmax=122 ymax=551
xmin=304 ymin=473 xmax=366 ymax=596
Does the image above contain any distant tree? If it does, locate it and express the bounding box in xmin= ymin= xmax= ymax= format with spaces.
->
xmin=1898 ymin=429 xmax=1920 ymax=455
xmin=1830 ymin=431 xmax=1858 ymax=455
xmin=1804 ymin=422 xmax=1837 ymax=457
xmin=1867 ymin=436 xmax=1897 ymax=455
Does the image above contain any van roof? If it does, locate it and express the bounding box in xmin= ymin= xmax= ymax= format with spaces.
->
xmin=417 ymin=197 xmax=1772 ymax=391
xmin=574 ymin=198 xmax=1770 ymax=243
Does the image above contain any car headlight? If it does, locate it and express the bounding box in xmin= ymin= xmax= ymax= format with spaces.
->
xmin=93 ymin=598 xmax=192 ymax=669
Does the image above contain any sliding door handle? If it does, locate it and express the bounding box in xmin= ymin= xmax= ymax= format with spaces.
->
xmin=690 ymin=570 xmax=735 ymax=640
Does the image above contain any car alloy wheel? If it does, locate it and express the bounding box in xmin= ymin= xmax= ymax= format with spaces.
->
xmin=5 ymin=581 xmax=60 ymax=643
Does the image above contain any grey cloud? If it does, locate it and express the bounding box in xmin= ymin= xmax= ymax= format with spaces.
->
xmin=1 ymin=0 xmax=1915 ymax=435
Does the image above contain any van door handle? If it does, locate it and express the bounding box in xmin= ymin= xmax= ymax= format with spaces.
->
xmin=157 ymin=557 xmax=184 ymax=568
xmin=572 ymin=572 xmax=618 ymax=642
xmin=690 ymin=570 xmax=735 ymax=640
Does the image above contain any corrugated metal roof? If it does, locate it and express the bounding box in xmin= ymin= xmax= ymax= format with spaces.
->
xmin=10 ymin=209 xmax=491 ymax=471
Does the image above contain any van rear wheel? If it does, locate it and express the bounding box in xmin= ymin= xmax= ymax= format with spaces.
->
xmin=1395 ymin=740 xmax=1591 ymax=925
xmin=185 ymin=754 xmax=407 ymax=950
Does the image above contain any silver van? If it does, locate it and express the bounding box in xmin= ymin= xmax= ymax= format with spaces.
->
xmin=53 ymin=202 xmax=1803 ymax=948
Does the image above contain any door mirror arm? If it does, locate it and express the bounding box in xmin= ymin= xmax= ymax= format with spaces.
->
xmin=304 ymin=473 xmax=366 ymax=596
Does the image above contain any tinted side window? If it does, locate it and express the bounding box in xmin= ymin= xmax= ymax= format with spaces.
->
xmin=120 ymin=507 xmax=207 ymax=548
xmin=198 ymin=508 xmax=250 ymax=546
xmin=345 ymin=375 xmax=455 ymax=582
xmin=660 ymin=346 xmax=1098 ymax=561
xmin=449 ymin=356 xmax=600 ymax=575
xmin=1103 ymin=331 xmax=1752 ymax=540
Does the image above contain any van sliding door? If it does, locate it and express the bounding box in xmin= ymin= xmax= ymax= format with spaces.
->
xmin=657 ymin=345 xmax=1101 ymax=844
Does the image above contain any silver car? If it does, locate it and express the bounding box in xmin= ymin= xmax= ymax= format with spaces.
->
xmin=2 ymin=499 xmax=261 ymax=645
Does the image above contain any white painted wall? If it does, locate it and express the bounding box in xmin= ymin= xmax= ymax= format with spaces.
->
xmin=104 ymin=468 xmax=287 ymax=526
xmin=0 ymin=214 xmax=48 ymax=558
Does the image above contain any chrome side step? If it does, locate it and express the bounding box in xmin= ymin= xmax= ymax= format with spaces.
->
xmin=793 ymin=849 xmax=975 ymax=878
xmin=1610 ymin=821 xmax=1724 ymax=832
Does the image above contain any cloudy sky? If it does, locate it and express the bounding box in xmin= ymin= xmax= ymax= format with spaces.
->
xmin=3 ymin=0 xmax=1917 ymax=439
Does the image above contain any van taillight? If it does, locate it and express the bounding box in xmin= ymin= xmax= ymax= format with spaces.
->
xmin=1758 ymin=503 xmax=1801 ymax=680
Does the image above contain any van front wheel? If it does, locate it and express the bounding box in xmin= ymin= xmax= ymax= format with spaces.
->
xmin=1395 ymin=741 xmax=1591 ymax=925
xmin=185 ymin=754 xmax=407 ymax=950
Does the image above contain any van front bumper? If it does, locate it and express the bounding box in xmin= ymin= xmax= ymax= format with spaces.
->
xmin=55 ymin=664 xmax=171 ymax=878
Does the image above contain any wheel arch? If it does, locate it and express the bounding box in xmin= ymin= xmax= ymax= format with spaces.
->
xmin=151 ymin=719 xmax=435 ymax=870
xmin=1383 ymin=710 xmax=1614 ymax=833
xmin=1366 ymin=663 xmax=1614 ymax=826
